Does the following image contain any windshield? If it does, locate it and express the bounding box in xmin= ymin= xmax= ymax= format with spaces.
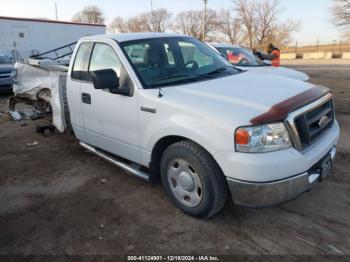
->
xmin=216 ymin=46 xmax=264 ymax=67
xmin=121 ymin=37 xmax=240 ymax=88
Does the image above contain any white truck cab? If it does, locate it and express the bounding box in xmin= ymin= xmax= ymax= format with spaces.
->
xmin=67 ymin=33 xmax=339 ymax=217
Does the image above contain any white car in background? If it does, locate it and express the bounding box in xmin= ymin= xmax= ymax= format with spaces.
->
xmin=207 ymin=43 xmax=309 ymax=82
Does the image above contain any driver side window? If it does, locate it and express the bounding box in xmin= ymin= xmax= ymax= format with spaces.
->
xmin=89 ymin=43 xmax=121 ymax=77
xmin=89 ymin=43 xmax=133 ymax=90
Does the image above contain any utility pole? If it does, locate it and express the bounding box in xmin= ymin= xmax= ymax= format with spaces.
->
xmin=150 ymin=0 xmax=154 ymax=29
xmin=54 ymin=1 xmax=58 ymax=20
xmin=203 ymin=0 xmax=208 ymax=42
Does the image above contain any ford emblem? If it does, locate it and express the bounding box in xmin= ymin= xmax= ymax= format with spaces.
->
xmin=318 ymin=115 xmax=329 ymax=128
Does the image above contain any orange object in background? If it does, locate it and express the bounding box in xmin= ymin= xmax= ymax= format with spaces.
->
xmin=226 ymin=51 xmax=242 ymax=64
xmin=271 ymin=49 xmax=281 ymax=67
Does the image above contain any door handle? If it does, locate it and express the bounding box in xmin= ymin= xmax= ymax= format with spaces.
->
xmin=141 ymin=106 xmax=156 ymax=114
xmin=81 ymin=93 xmax=91 ymax=104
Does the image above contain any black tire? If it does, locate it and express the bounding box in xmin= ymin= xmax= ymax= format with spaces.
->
xmin=160 ymin=140 xmax=228 ymax=218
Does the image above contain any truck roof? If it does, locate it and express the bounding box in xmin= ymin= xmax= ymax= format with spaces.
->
xmin=81 ymin=32 xmax=183 ymax=43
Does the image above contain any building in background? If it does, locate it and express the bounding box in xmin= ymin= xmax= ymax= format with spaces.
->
xmin=0 ymin=16 xmax=106 ymax=60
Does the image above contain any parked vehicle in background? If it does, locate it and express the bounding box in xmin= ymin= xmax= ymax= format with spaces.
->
xmin=207 ymin=43 xmax=309 ymax=82
xmin=0 ymin=52 xmax=16 ymax=93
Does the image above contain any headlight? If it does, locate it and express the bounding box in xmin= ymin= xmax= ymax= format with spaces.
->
xmin=235 ymin=123 xmax=292 ymax=153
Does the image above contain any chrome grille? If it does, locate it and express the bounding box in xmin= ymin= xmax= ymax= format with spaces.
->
xmin=285 ymin=93 xmax=334 ymax=151
xmin=295 ymin=100 xmax=334 ymax=149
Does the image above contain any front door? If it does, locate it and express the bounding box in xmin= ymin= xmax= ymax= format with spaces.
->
xmin=67 ymin=41 xmax=93 ymax=143
xmin=80 ymin=42 xmax=140 ymax=163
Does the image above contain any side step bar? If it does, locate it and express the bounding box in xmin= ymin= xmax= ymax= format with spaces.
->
xmin=79 ymin=141 xmax=150 ymax=182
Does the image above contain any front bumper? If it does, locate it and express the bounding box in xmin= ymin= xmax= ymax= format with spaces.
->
xmin=215 ymin=121 xmax=339 ymax=182
xmin=227 ymin=147 xmax=337 ymax=207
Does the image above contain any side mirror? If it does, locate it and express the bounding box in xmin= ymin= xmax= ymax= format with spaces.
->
xmin=91 ymin=69 xmax=119 ymax=89
xmin=90 ymin=69 xmax=130 ymax=96
xmin=110 ymin=86 xmax=130 ymax=95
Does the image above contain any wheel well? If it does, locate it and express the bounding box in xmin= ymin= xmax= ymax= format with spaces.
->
xmin=37 ymin=88 xmax=52 ymax=101
xmin=150 ymin=136 xmax=188 ymax=181
xmin=149 ymin=136 xmax=222 ymax=182
xmin=36 ymin=88 xmax=52 ymax=111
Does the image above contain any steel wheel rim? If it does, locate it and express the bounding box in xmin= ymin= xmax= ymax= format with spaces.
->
xmin=167 ymin=159 xmax=203 ymax=207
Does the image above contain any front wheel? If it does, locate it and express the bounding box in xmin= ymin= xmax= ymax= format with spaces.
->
xmin=160 ymin=141 xmax=228 ymax=218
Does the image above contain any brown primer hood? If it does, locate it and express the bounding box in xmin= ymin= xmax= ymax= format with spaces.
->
xmin=250 ymin=86 xmax=330 ymax=125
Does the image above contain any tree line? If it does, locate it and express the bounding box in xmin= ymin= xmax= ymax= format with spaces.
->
xmin=71 ymin=0 xmax=350 ymax=48
xmin=332 ymin=0 xmax=350 ymax=39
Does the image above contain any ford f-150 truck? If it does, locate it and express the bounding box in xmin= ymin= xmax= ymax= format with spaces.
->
xmin=66 ymin=33 xmax=339 ymax=218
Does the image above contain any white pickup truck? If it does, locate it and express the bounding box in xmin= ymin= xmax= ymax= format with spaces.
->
xmin=64 ymin=33 xmax=339 ymax=218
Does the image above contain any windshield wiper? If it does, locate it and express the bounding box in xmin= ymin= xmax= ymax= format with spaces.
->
xmin=199 ymin=65 xmax=241 ymax=77
xmin=206 ymin=67 xmax=230 ymax=75
xmin=148 ymin=65 xmax=242 ymax=85
xmin=216 ymin=65 xmax=244 ymax=73
xmin=148 ymin=73 xmax=213 ymax=85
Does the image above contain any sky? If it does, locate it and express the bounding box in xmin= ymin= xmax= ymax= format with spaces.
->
xmin=0 ymin=0 xmax=342 ymax=44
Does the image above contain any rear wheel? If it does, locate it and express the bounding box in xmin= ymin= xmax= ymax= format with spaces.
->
xmin=160 ymin=141 xmax=228 ymax=218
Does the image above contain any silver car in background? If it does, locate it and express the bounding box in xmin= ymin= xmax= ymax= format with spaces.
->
xmin=207 ymin=43 xmax=309 ymax=82
xmin=0 ymin=53 xmax=16 ymax=93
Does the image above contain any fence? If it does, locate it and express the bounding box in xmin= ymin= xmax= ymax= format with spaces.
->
xmin=281 ymin=40 xmax=350 ymax=55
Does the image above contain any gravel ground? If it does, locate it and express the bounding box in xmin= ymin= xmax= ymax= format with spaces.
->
xmin=0 ymin=64 xmax=349 ymax=256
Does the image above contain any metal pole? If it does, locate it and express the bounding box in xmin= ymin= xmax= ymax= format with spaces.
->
xmin=55 ymin=1 xmax=58 ymax=20
xmin=203 ymin=0 xmax=208 ymax=42
xmin=150 ymin=0 xmax=154 ymax=30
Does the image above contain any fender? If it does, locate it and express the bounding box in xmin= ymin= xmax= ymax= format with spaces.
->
xmin=140 ymin=113 xmax=230 ymax=167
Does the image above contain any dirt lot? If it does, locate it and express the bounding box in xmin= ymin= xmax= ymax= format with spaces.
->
xmin=0 ymin=63 xmax=349 ymax=256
